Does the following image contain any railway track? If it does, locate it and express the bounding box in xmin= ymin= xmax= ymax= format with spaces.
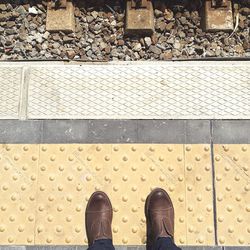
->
xmin=47 ymin=0 xmax=237 ymax=34
xmin=0 ymin=0 xmax=249 ymax=60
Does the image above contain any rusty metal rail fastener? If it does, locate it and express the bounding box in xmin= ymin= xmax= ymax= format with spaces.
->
xmin=125 ymin=0 xmax=154 ymax=36
xmin=203 ymin=0 xmax=234 ymax=32
xmin=46 ymin=0 xmax=75 ymax=33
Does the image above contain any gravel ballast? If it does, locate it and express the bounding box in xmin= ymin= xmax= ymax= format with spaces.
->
xmin=0 ymin=0 xmax=249 ymax=60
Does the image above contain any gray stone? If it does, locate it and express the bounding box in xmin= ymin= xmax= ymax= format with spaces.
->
xmin=180 ymin=16 xmax=187 ymax=25
xmin=42 ymin=31 xmax=50 ymax=40
xmin=0 ymin=121 xmax=42 ymax=143
xmin=91 ymin=11 xmax=98 ymax=19
xmin=205 ymin=50 xmax=215 ymax=57
xmin=138 ymin=120 xmax=185 ymax=143
xmin=212 ymin=120 xmax=250 ymax=144
xmin=24 ymin=247 xmax=227 ymax=250
xmin=167 ymin=37 xmax=175 ymax=44
xmin=178 ymin=31 xmax=186 ymax=38
xmin=28 ymin=6 xmax=39 ymax=15
xmin=5 ymin=39 xmax=13 ymax=46
xmin=76 ymin=247 xmax=88 ymax=250
xmin=0 ymin=4 xmax=7 ymax=11
xmin=6 ymin=21 xmax=15 ymax=28
xmin=15 ymin=5 xmax=27 ymax=15
xmin=154 ymin=9 xmax=163 ymax=17
xmin=165 ymin=22 xmax=175 ymax=31
xmin=26 ymin=247 xmax=76 ymax=250
xmin=41 ymin=42 xmax=48 ymax=50
xmin=111 ymin=49 xmax=119 ymax=57
xmin=224 ymin=247 xmax=250 ymax=250
xmin=94 ymin=24 xmax=102 ymax=31
xmin=88 ymin=120 xmax=138 ymax=143
xmin=164 ymin=9 xmax=174 ymax=21
xmin=0 ymin=35 xmax=6 ymax=45
xmin=0 ymin=247 xmax=26 ymax=250
xmin=173 ymin=40 xmax=181 ymax=50
xmin=182 ymin=247 xmax=222 ymax=250
xmin=149 ymin=45 xmax=162 ymax=55
xmin=144 ymin=37 xmax=152 ymax=47
xmin=185 ymin=120 xmax=211 ymax=144
xmin=52 ymin=42 xmax=60 ymax=49
xmin=5 ymin=29 xmax=17 ymax=35
xmin=63 ymin=36 xmax=74 ymax=43
xmin=86 ymin=50 xmax=92 ymax=57
xmin=86 ymin=15 xmax=94 ymax=23
xmin=42 ymin=120 xmax=88 ymax=143
xmin=133 ymin=43 xmax=142 ymax=52
xmin=155 ymin=21 xmax=166 ymax=32
xmin=33 ymin=33 xmax=43 ymax=43
xmin=100 ymin=41 xmax=107 ymax=50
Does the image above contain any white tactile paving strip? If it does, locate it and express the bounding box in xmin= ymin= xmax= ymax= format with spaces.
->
xmin=0 ymin=61 xmax=250 ymax=119
xmin=0 ymin=66 xmax=22 ymax=119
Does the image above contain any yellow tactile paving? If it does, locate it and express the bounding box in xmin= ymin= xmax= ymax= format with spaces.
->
xmin=185 ymin=145 xmax=214 ymax=245
xmin=35 ymin=145 xmax=86 ymax=245
xmin=4 ymin=144 xmax=246 ymax=246
xmin=35 ymin=144 xmax=189 ymax=245
xmin=0 ymin=144 xmax=39 ymax=244
xmin=107 ymin=144 xmax=187 ymax=245
xmin=214 ymin=144 xmax=250 ymax=246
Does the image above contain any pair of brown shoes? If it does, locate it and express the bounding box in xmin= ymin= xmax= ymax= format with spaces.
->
xmin=86 ymin=188 xmax=174 ymax=248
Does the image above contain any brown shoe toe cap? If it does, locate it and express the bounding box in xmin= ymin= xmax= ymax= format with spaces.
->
xmin=148 ymin=188 xmax=173 ymax=210
xmin=87 ymin=192 xmax=112 ymax=212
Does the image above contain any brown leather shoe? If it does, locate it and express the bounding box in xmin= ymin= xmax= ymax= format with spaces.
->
xmin=145 ymin=188 xmax=174 ymax=250
xmin=85 ymin=191 xmax=113 ymax=246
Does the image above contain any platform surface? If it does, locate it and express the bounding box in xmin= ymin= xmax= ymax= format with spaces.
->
xmin=0 ymin=142 xmax=249 ymax=246
xmin=0 ymin=61 xmax=249 ymax=249
xmin=0 ymin=120 xmax=249 ymax=247
xmin=0 ymin=61 xmax=249 ymax=119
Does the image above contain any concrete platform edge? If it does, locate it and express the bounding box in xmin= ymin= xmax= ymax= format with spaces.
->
xmin=0 ymin=120 xmax=249 ymax=144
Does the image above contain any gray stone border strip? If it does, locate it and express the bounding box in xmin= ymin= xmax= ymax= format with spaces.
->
xmin=1 ymin=246 xmax=249 ymax=249
xmin=0 ymin=120 xmax=249 ymax=144
xmin=212 ymin=120 xmax=250 ymax=144
xmin=1 ymin=246 xmax=250 ymax=249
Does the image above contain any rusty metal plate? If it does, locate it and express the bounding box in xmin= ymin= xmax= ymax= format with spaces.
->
xmin=46 ymin=1 xmax=75 ymax=33
xmin=203 ymin=0 xmax=234 ymax=31
xmin=125 ymin=0 xmax=154 ymax=35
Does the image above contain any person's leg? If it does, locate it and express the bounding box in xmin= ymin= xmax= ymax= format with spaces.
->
xmin=85 ymin=191 xmax=114 ymax=250
xmin=87 ymin=239 xmax=115 ymax=250
xmin=153 ymin=237 xmax=181 ymax=250
xmin=145 ymin=188 xmax=182 ymax=250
